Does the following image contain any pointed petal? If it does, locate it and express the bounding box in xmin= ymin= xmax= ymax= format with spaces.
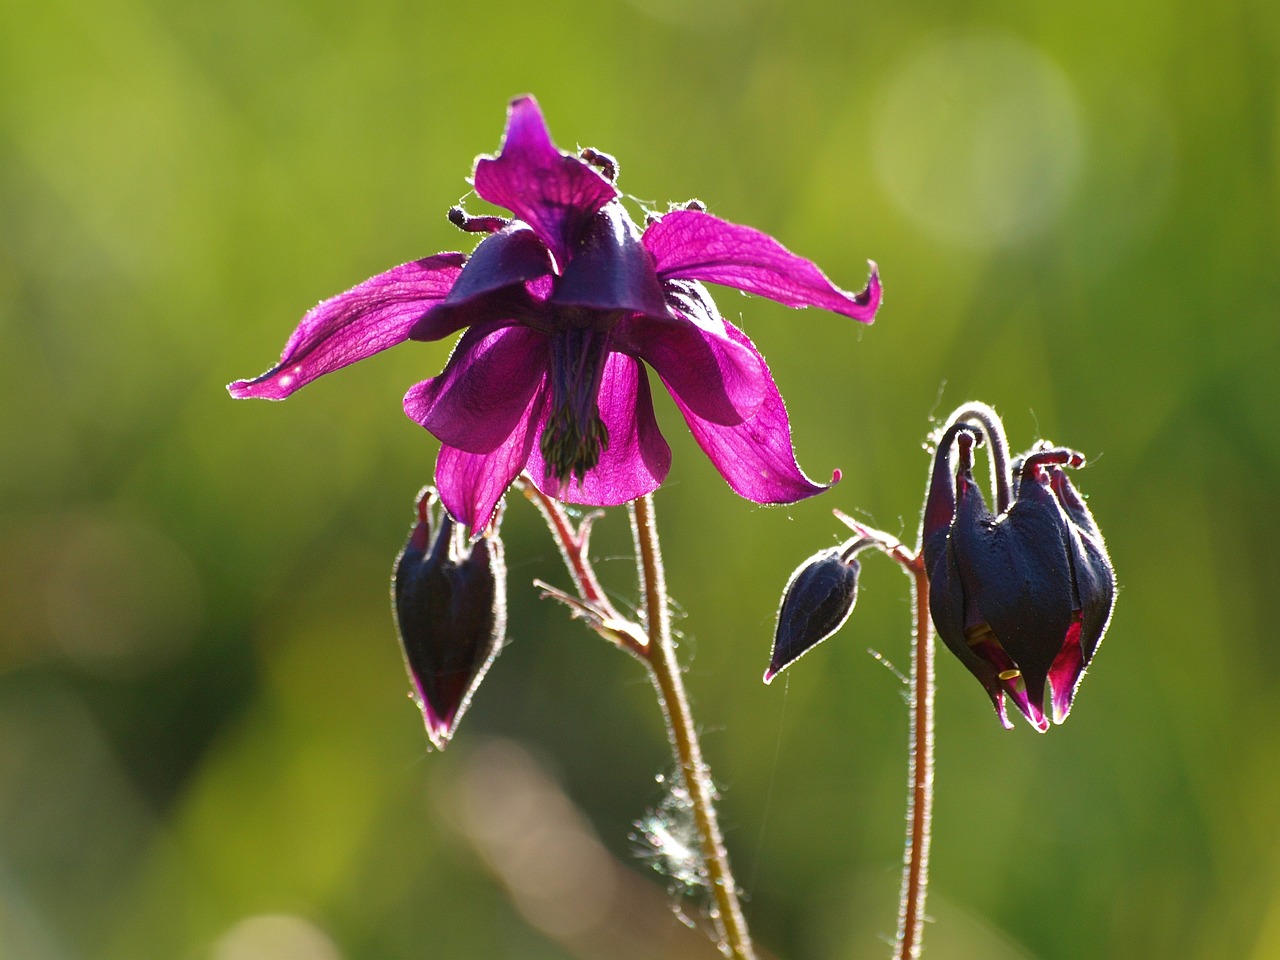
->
xmin=435 ymin=389 xmax=546 ymax=534
xmin=526 ymin=352 xmax=671 ymax=506
xmin=920 ymin=423 xmax=980 ymax=573
xmin=1070 ymin=528 xmax=1115 ymax=667
xmin=999 ymin=668 xmax=1050 ymax=732
xmin=1047 ymin=461 xmax=1105 ymax=542
xmin=617 ymin=283 xmax=767 ymax=427
xmin=472 ymin=96 xmax=618 ymax=267
xmin=928 ymin=535 xmax=1017 ymax=730
xmin=552 ymin=203 xmax=670 ymax=318
xmin=967 ymin=630 xmax=1049 ymax=732
xmin=1048 ymin=464 xmax=1116 ymax=669
xmin=952 ymin=472 xmax=1075 ymax=702
xmin=228 ymin=253 xmax=466 ymax=399
xmin=404 ymin=324 xmax=549 ymax=454
xmin=1048 ymin=618 xmax=1086 ymax=724
xmin=642 ymin=209 xmax=881 ymax=321
xmin=661 ymin=320 xmax=834 ymax=504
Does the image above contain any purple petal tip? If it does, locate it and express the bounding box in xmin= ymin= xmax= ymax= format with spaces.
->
xmin=855 ymin=261 xmax=883 ymax=320
xmin=763 ymin=666 xmax=778 ymax=684
xmin=227 ymin=373 xmax=291 ymax=400
xmin=423 ymin=700 xmax=458 ymax=751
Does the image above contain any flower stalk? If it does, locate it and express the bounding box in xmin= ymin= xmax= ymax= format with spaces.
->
xmin=833 ymin=512 xmax=933 ymax=960
xmin=898 ymin=551 xmax=933 ymax=960
xmin=632 ymin=494 xmax=756 ymax=960
xmin=522 ymin=478 xmax=754 ymax=959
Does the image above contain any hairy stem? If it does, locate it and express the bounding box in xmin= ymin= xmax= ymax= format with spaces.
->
xmin=831 ymin=511 xmax=935 ymax=960
xmin=895 ymin=552 xmax=933 ymax=960
xmin=631 ymin=494 xmax=757 ymax=960
xmin=520 ymin=477 xmax=611 ymax=609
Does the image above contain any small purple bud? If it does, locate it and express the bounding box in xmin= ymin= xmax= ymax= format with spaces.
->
xmin=923 ymin=410 xmax=1115 ymax=731
xmin=765 ymin=541 xmax=862 ymax=683
xmin=392 ymin=487 xmax=507 ymax=750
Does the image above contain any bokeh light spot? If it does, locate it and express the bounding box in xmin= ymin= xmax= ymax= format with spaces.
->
xmin=873 ymin=32 xmax=1083 ymax=248
xmin=212 ymin=914 xmax=343 ymax=960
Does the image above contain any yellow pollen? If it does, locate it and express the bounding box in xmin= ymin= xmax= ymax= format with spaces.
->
xmin=997 ymin=668 xmax=1022 ymax=681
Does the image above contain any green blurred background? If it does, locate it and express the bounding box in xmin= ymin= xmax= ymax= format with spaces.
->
xmin=2 ymin=0 xmax=1277 ymax=957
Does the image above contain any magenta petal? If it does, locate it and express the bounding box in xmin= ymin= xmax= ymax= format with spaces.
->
xmin=662 ymin=321 xmax=834 ymax=504
xmin=618 ymin=310 xmax=766 ymax=426
xmin=228 ymin=253 xmax=466 ymax=400
xmin=472 ymin=96 xmax=618 ymax=268
xmin=526 ymin=352 xmax=671 ymax=506
xmin=435 ymin=389 xmax=546 ymax=534
xmin=1048 ymin=619 xmax=1086 ymax=724
xmin=643 ymin=209 xmax=881 ymax=322
xmin=404 ymin=324 xmax=549 ymax=454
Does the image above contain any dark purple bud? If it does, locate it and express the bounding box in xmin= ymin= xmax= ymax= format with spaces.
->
xmin=924 ymin=411 xmax=1115 ymax=731
xmin=392 ymin=487 xmax=507 ymax=750
xmin=765 ymin=540 xmax=863 ymax=683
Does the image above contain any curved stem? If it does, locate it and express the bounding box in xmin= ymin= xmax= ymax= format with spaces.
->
xmin=518 ymin=476 xmax=610 ymax=608
xmin=895 ymin=552 xmax=934 ymax=960
xmin=631 ymin=494 xmax=757 ymax=960
xmin=943 ymin=401 xmax=1012 ymax=511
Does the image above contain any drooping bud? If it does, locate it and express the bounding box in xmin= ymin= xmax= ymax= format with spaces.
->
xmin=923 ymin=409 xmax=1115 ymax=731
xmin=392 ymin=487 xmax=507 ymax=749
xmin=765 ymin=539 xmax=864 ymax=683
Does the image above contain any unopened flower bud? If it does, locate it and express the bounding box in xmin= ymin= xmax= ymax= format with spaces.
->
xmin=765 ymin=541 xmax=863 ymax=683
xmin=922 ymin=414 xmax=1115 ymax=731
xmin=392 ymin=487 xmax=507 ymax=749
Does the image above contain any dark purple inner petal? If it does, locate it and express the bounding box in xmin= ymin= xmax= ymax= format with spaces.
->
xmin=952 ymin=472 xmax=1075 ymax=694
xmin=408 ymin=227 xmax=554 ymax=343
xmin=444 ymin=225 xmax=554 ymax=306
xmin=551 ymin=203 xmax=670 ymax=320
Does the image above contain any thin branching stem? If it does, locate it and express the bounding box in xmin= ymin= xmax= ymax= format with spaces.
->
xmin=519 ymin=478 xmax=612 ymax=610
xmin=524 ymin=481 xmax=754 ymax=958
xmin=832 ymin=511 xmax=934 ymax=960
xmin=631 ymin=494 xmax=757 ymax=960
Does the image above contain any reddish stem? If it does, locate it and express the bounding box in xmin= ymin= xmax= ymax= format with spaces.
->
xmin=832 ymin=511 xmax=935 ymax=960
xmin=896 ymin=552 xmax=933 ymax=960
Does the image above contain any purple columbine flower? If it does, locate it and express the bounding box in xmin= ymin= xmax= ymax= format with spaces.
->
xmin=230 ymin=95 xmax=882 ymax=532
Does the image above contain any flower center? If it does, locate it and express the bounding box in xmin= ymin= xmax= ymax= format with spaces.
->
xmin=541 ymin=324 xmax=612 ymax=485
